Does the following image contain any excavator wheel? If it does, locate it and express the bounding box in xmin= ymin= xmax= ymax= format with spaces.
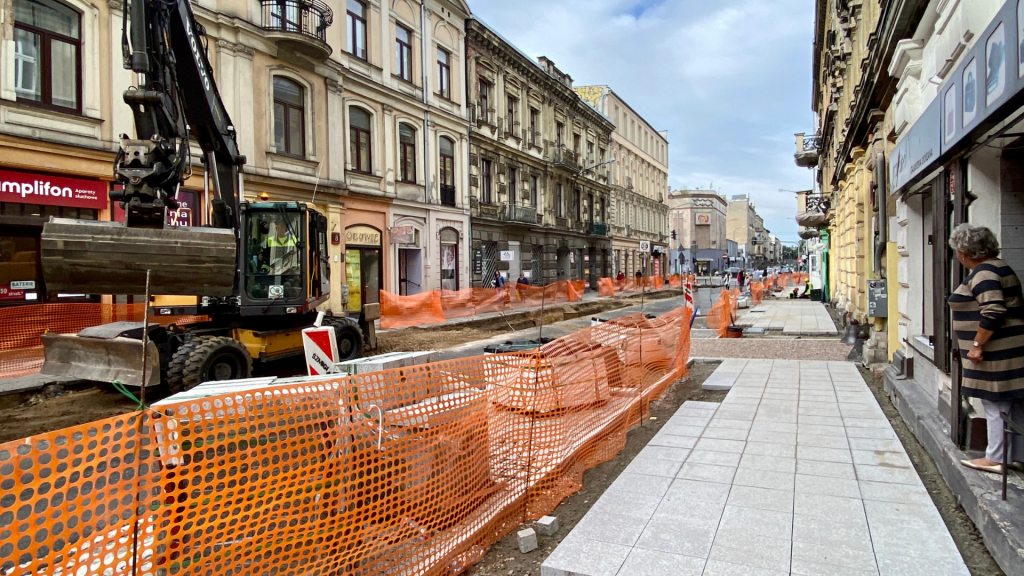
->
xmin=325 ymin=316 xmax=364 ymax=361
xmin=176 ymin=336 xmax=253 ymax=393
xmin=166 ymin=339 xmax=199 ymax=394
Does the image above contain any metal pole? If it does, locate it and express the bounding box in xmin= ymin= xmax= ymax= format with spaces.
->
xmin=131 ymin=268 xmax=151 ymax=576
xmin=139 ymin=269 xmax=151 ymax=408
xmin=538 ymin=279 xmax=547 ymax=342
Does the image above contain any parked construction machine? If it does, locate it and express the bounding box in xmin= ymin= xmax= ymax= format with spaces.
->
xmin=36 ymin=0 xmax=373 ymax=392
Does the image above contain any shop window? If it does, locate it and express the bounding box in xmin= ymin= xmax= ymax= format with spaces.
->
xmin=437 ymin=48 xmax=450 ymax=99
xmin=273 ymin=77 xmax=304 ymax=157
xmin=396 ymin=24 xmax=412 ymax=82
xmin=439 ymin=136 xmax=455 ymax=206
xmin=349 ymin=106 xmax=372 ymax=174
xmin=347 ymin=0 xmax=367 ymax=60
xmin=345 ymin=225 xmax=382 ymax=313
xmin=399 ymin=123 xmax=416 ymax=183
xmin=440 ymin=227 xmax=458 ymax=291
xmin=14 ymin=0 xmax=81 ymax=112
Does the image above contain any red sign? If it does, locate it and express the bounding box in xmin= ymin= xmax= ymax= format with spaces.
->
xmin=0 ymin=169 xmax=107 ymax=210
xmin=0 ymin=287 xmax=26 ymax=300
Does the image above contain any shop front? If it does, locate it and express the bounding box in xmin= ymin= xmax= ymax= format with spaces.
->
xmin=0 ymin=168 xmax=108 ymax=306
xmin=345 ymin=225 xmax=383 ymax=314
xmin=389 ymin=204 xmax=471 ymax=294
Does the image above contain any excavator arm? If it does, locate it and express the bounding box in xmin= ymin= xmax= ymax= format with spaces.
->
xmin=40 ymin=0 xmax=243 ymax=297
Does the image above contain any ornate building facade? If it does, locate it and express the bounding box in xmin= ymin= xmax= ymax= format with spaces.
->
xmin=576 ymin=86 xmax=670 ymax=277
xmin=465 ymin=18 xmax=614 ymax=287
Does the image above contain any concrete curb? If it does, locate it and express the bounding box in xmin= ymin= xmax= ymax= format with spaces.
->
xmin=883 ymin=366 xmax=1024 ymax=576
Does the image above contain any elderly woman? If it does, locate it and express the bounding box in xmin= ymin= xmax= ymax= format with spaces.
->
xmin=948 ymin=223 xmax=1024 ymax=473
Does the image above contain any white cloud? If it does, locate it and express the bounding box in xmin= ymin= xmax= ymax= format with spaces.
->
xmin=468 ymin=0 xmax=814 ymax=242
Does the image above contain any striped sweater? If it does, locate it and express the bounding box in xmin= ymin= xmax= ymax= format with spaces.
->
xmin=948 ymin=259 xmax=1024 ymax=401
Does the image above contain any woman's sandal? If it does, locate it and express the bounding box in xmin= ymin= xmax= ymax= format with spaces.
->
xmin=960 ymin=459 xmax=1004 ymax=474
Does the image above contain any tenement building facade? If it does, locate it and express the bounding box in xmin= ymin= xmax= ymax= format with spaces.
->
xmin=576 ymin=86 xmax=670 ymax=277
xmin=465 ymin=17 xmax=614 ymax=287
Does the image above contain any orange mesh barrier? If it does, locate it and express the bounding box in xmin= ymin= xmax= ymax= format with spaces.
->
xmin=705 ymin=289 xmax=735 ymax=338
xmin=750 ymin=282 xmax=764 ymax=306
xmin=598 ymin=277 xmax=615 ymax=297
xmin=0 ymin=304 xmax=692 ymax=576
xmin=654 ymin=277 xmax=664 ymax=290
xmin=380 ymin=290 xmax=445 ymax=329
xmin=0 ymin=303 xmax=207 ymax=379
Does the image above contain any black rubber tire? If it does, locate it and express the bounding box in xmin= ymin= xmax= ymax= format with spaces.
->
xmin=166 ymin=339 xmax=199 ymax=394
xmin=325 ymin=316 xmax=363 ymax=361
xmin=180 ymin=336 xmax=253 ymax=392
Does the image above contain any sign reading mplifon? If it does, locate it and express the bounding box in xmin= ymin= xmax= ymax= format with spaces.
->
xmin=0 ymin=169 xmax=107 ymax=210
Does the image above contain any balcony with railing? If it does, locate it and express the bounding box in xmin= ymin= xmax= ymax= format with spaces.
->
xmin=501 ymin=204 xmax=538 ymax=225
xmin=261 ymin=0 xmax=333 ymax=60
xmin=552 ymin=147 xmax=579 ymax=171
xmin=794 ymin=132 xmax=820 ymax=168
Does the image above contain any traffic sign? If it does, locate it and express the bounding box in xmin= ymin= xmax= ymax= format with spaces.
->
xmin=302 ymin=326 xmax=338 ymax=376
xmin=638 ymin=240 xmax=651 ymax=253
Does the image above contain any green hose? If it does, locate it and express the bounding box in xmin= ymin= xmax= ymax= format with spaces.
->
xmin=111 ymin=380 xmax=148 ymax=411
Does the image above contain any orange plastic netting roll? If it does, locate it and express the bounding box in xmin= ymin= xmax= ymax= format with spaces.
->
xmin=705 ymin=289 xmax=735 ymax=338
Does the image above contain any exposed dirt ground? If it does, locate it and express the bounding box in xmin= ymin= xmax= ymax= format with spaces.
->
xmin=858 ymin=366 xmax=1004 ymax=576
xmin=466 ymin=362 xmax=722 ymax=576
xmin=691 ymin=337 xmax=853 ymax=360
xmin=0 ymin=386 xmax=140 ymax=444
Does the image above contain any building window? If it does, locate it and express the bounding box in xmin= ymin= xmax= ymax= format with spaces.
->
xmin=556 ymin=122 xmax=564 ymax=147
xmin=529 ymin=108 xmax=539 ymax=146
xmin=273 ymin=77 xmax=304 ymax=157
xmin=530 ymin=175 xmax=538 ymax=207
xmin=396 ymin=25 xmax=412 ymax=82
xmin=399 ymin=123 xmax=416 ymax=183
xmin=506 ymin=96 xmax=517 ymax=128
xmin=347 ymin=0 xmax=367 ymax=60
xmin=587 ymin=141 xmax=594 ymax=163
xmin=478 ymin=80 xmax=491 ymax=118
xmin=507 ymin=167 xmax=516 ymax=204
xmin=349 ymin=106 xmax=372 ymax=173
xmin=573 ymin=133 xmax=581 ymax=154
xmin=437 ymin=48 xmax=451 ymax=99
xmin=439 ymin=136 xmax=455 ymax=206
xmin=481 ymin=159 xmax=493 ymax=204
xmin=556 ymin=184 xmax=564 ymax=217
xmin=573 ymin=188 xmax=580 ymax=221
xmin=14 ymin=0 xmax=81 ymax=112
xmin=440 ymin=227 xmax=459 ymax=291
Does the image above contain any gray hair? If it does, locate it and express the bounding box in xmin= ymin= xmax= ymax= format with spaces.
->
xmin=948 ymin=223 xmax=1000 ymax=260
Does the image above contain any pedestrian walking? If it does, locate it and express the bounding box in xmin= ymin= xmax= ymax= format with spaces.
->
xmin=737 ymin=269 xmax=746 ymax=290
xmin=947 ymin=224 xmax=1024 ymax=473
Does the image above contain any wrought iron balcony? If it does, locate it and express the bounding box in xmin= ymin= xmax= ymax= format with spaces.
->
xmin=501 ymin=204 xmax=538 ymax=225
xmin=794 ymin=132 xmax=820 ymax=168
xmin=552 ymin=147 xmax=579 ymax=171
xmin=440 ymin=184 xmax=456 ymax=207
xmin=590 ymin=222 xmax=609 ymax=236
xmin=261 ymin=0 xmax=333 ymax=59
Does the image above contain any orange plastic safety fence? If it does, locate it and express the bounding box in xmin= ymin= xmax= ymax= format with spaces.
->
xmin=597 ymin=277 xmax=615 ymax=297
xmin=380 ymin=290 xmax=445 ymax=329
xmin=750 ymin=282 xmax=764 ymax=306
xmin=0 ymin=303 xmax=207 ymax=379
xmin=705 ymin=290 xmax=735 ymax=338
xmin=0 ymin=305 xmax=692 ymax=576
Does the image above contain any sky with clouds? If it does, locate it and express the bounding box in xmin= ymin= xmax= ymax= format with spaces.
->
xmin=468 ymin=0 xmax=815 ymax=244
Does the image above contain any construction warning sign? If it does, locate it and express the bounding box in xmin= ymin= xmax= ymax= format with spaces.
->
xmin=302 ymin=326 xmax=338 ymax=375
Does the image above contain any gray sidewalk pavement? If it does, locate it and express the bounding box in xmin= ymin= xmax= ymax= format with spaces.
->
xmin=542 ymin=360 xmax=969 ymax=576
xmin=735 ymin=301 xmax=838 ymax=336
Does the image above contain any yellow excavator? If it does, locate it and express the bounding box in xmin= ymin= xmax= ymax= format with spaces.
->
xmin=36 ymin=0 xmax=373 ymax=393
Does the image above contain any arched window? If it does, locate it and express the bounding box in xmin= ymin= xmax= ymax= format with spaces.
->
xmin=439 ymin=136 xmax=455 ymax=206
xmin=14 ymin=0 xmax=81 ymax=111
xmin=349 ymin=106 xmax=372 ymax=173
xmin=399 ymin=123 xmax=416 ymax=183
xmin=273 ymin=77 xmax=304 ymax=157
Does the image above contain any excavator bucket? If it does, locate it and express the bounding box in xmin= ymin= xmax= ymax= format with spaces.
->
xmin=41 ymin=218 xmax=237 ymax=297
xmin=40 ymin=332 xmax=160 ymax=388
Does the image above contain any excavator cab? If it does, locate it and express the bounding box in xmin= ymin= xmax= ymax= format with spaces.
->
xmin=238 ymin=202 xmax=330 ymax=314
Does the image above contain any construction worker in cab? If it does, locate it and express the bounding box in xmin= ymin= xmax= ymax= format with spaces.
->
xmin=263 ymin=214 xmax=300 ymax=276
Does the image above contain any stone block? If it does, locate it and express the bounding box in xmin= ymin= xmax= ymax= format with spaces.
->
xmin=536 ymin=515 xmax=559 ymax=536
xmin=517 ymin=527 xmax=538 ymax=553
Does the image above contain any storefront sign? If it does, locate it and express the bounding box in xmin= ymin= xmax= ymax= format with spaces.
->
xmin=10 ymin=281 xmax=35 ymax=290
xmin=389 ymin=226 xmax=414 ymax=244
xmin=500 ymin=250 xmax=514 ymax=261
xmin=474 ymin=250 xmax=482 ymax=274
xmin=0 ymin=169 xmax=107 ymax=210
xmin=891 ymin=97 xmax=941 ymax=193
xmin=695 ymin=213 xmax=711 ymax=225
xmin=346 ymin=226 xmax=381 ymax=246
